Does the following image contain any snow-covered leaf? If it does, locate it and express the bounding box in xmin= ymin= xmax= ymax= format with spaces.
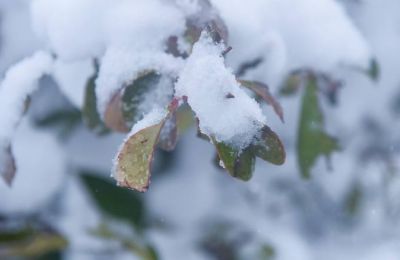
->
xmin=252 ymin=126 xmax=286 ymax=165
xmin=0 ymin=51 xmax=53 ymax=185
xmin=113 ymin=105 xmax=178 ymax=192
xmin=239 ymin=80 xmax=284 ymax=122
xmin=297 ymin=75 xmax=340 ymax=178
xmin=121 ymin=72 xmax=163 ymax=129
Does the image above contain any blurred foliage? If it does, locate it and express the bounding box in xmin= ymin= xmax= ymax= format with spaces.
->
xmin=297 ymin=73 xmax=340 ymax=178
xmin=0 ymin=220 xmax=67 ymax=260
xmin=80 ymin=171 xmax=145 ymax=230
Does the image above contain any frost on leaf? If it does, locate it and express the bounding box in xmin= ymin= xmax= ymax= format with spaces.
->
xmin=239 ymin=80 xmax=284 ymax=123
xmin=0 ymin=51 xmax=53 ymax=185
xmin=297 ymin=75 xmax=340 ymax=178
xmin=113 ymin=105 xmax=177 ymax=192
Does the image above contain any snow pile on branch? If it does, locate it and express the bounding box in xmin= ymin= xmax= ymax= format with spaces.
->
xmin=175 ymin=32 xmax=266 ymax=148
xmin=0 ymin=51 xmax=53 ymax=148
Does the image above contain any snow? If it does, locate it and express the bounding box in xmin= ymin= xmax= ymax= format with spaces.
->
xmin=52 ymin=59 xmax=94 ymax=108
xmin=0 ymin=51 xmax=53 ymax=149
xmin=129 ymin=108 xmax=167 ymax=137
xmin=0 ymin=119 xmax=65 ymax=214
xmin=96 ymin=48 xmax=184 ymax=117
xmin=175 ymin=32 xmax=266 ymax=148
xmin=0 ymin=0 xmax=399 ymax=259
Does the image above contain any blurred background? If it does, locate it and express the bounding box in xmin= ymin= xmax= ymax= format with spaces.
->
xmin=0 ymin=0 xmax=400 ymax=259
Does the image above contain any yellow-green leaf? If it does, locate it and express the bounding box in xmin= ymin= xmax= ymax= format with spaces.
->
xmin=114 ymin=120 xmax=165 ymax=192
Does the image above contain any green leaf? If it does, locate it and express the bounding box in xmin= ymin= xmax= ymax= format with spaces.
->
xmin=82 ymin=66 xmax=109 ymax=135
xmin=80 ymin=171 xmax=145 ymax=229
xmin=114 ymin=118 xmax=166 ymax=192
xmin=239 ymin=80 xmax=284 ymax=122
xmin=252 ymin=126 xmax=285 ymax=165
xmin=213 ymin=140 xmax=255 ymax=181
xmin=122 ymin=72 xmax=162 ymax=129
xmin=297 ymin=76 xmax=339 ymax=178
xmin=279 ymin=71 xmax=303 ymax=96
xmin=366 ymin=58 xmax=380 ymax=82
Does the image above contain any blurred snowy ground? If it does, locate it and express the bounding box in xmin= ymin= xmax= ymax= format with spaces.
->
xmin=0 ymin=0 xmax=400 ymax=259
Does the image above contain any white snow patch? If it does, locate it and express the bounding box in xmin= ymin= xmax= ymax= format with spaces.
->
xmin=95 ymin=47 xmax=184 ymax=117
xmin=175 ymin=32 xmax=266 ymax=148
xmin=0 ymin=51 xmax=53 ymax=148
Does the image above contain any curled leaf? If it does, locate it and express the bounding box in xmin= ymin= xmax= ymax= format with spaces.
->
xmin=239 ymin=80 xmax=284 ymax=122
xmin=252 ymin=126 xmax=285 ymax=165
xmin=297 ymin=75 xmax=340 ymax=178
xmin=104 ymin=89 xmax=130 ymax=132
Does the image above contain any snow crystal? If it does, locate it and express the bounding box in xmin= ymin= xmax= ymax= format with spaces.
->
xmin=0 ymin=51 xmax=53 ymax=148
xmin=95 ymin=47 xmax=184 ymax=117
xmin=175 ymin=32 xmax=266 ymax=149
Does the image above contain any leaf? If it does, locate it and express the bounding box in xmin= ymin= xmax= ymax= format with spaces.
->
xmin=80 ymin=171 xmax=145 ymax=229
xmin=82 ymin=65 xmax=109 ymax=135
xmin=114 ymin=122 xmax=164 ymax=192
xmin=239 ymin=80 xmax=284 ymax=122
xmin=104 ymin=89 xmax=130 ymax=133
xmin=213 ymin=139 xmax=255 ymax=181
xmin=158 ymin=112 xmax=178 ymax=151
xmin=252 ymin=126 xmax=286 ymax=165
xmin=0 ymin=146 xmax=16 ymax=186
xmin=366 ymin=58 xmax=380 ymax=82
xmin=0 ymin=226 xmax=67 ymax=258
xmin=279 ymin=71 xmax=303 ymax=96
xmin=297 ymin=75 xmax=340 ymax=178
xmin=122 ymin=72 xmax=163 ymax=129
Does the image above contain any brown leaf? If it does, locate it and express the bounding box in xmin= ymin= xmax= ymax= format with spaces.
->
xmin=104 ymin=90 xmax=130 ymax=133
xmin=0 ymin=146 xmax=16 ymax=186
xmin=239 ymin=80 xmax=284 ymax=123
